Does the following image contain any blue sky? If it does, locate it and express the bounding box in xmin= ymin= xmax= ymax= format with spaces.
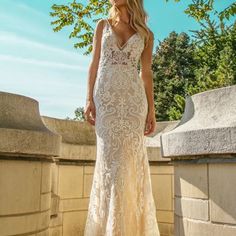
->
xmin=0 ymin=0 xmax=234 ymax=119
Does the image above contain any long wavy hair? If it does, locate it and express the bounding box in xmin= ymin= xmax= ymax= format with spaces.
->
xmin=107 ymin=0 xmax=152 ymax=49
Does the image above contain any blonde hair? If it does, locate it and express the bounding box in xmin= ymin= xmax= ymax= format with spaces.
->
xmin=107 ymin=0 xmax=152 ymax=49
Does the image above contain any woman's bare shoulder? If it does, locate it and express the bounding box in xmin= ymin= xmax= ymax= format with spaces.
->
xmin=93 ymin=19 xmax=106 ymax=37
xmin=95 ymin=18 xmax=105 ymax=30
xmin=147 ymin=27 xmax=154 ymax=41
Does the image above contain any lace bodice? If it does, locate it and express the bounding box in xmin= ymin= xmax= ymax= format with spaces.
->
xmin=97 ymin=19 xmax=145 ymax=75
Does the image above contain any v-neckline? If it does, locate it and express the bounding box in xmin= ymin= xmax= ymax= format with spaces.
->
xmin=106 ymin=18 xmax=137 ymax=51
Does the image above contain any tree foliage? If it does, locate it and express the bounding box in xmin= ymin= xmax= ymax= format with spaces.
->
xmin=152 ymin=32 xmax=197 ymax=121
xmin=65 ymin=107 xmax=85 ymax=121
xmin=158 ymin=0 xmax=236 ymax=121
xmin=50 ymin=0 xmax=111 ymax=55
xmin=166 ymin=0 xmax=236 ymax=22
xmin=185 ymin=1 xmax=236 ymax=95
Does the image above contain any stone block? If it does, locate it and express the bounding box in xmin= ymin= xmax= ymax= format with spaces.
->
xmin=150 ymin=165 xmax=174 ymax=174
xmin=58 ymin=165 xmax=83 ymax=199
xmin=41 ymin=162 xmax=52 ymax=193
xmin=0 ymin=160 xmax=41 ymax=214
xmin=41 ymin=192 xmax=51 ymax=211
xmin=49 ymin=226 xmax=62 ymax=236
xmin=158 ymin=222 xmax=174 ymax=236
xmin=59 ymin=198 xmax=89 ymax=212
xmin=63 ymin=211 xmax=87 ymax=236
xmin=174 ymin=163 xmax=208 ymax=199
xmin=209 ymin=163 xmax=236 ymax=224
xmin=175 ymin=196 xmax=209 ymax=220
xmin=60 ymin=143 xmax=96 ymax=160
xmin=51 ymin=163 xmax=59 ymax=195
xmin=151 ymin=174 xmax=172 ymax=211
xmin=156 ymin=210 xmax=174 ymax=223
xmin=83 ymin=174 xmax=94 ymax=198
xmin=84 ymin=165 xmax=95 ymax=174
xmin=50 ymin=193 xmax=60 ymax=217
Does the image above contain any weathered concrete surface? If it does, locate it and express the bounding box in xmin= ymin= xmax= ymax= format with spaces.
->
xmin=161 ymin=85 xmax=236 ymax=158
xmin=161 ymin=85 xmax=236 ymax=236
xmin=42 ymin=116 xmax=96 ymax=160
xmin=0 ymin=91 xmax=61 ymax=236
xmin=0 ymin=91 xmax=61 ymax=158
xmin=42 ymin=115 xmax=96 ymax=145
xmin=146 ymin=120 xmax=179 ymax=161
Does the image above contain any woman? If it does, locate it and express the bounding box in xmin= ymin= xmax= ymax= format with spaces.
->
xmin=84 ymin=0 xmax=160 ymax=235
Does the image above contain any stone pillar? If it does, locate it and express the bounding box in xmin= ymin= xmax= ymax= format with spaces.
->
xmin=160 ymin=85 xmax=236 ymax=236
xmin=0 ymin=91 xmax=61 ymax=236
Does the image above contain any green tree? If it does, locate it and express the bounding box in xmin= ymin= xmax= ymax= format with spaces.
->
xmin=50 ymin=0 xmax=110 ymax=55
xmin=166 ymin=0 xmax=236 ymax=112
xmin=65 ymin=107 xmax=85 ymax=121
xmin=186 ymin=3 xmax=236 ymax=95
xmin=152 ymin=32 xmax=197 ymax=121
xmin=166 ymin=0 xmax=236 ymax=22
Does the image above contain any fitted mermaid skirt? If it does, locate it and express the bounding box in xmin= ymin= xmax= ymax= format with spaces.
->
xmin=84 ymin=18 xmax=160 ymax=236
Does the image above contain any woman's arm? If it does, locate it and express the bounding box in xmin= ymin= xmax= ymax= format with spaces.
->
xmin=86 ymin=19 xmax=104 ymax=102
xmin=140 ymin=30 xmax=155 ymax=113
xmin=140 ymin=30 xmax=157 ymax=135
xmin=84 ymin=19 xmax=104 ymax=125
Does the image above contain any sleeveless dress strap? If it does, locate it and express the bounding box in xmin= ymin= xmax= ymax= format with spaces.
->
xmin=104 ymin=18 xmax=110 ymax=30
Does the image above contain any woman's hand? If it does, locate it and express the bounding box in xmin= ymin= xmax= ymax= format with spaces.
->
xmin=144 ymin=109 xmax=157 ymax=136
xmin=84 ymin=99 xmax=96 ymax=126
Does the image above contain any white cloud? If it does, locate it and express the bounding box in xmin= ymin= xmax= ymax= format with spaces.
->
xmin=16 ymin=2 xmax=48 ymax=18
xmin=0 ymin=54 xmax=87 ymax=71
xmin=0 ymin=31 xmax=91 ymax=72
xmin=0 ymin=31 xmax=90 ymax=62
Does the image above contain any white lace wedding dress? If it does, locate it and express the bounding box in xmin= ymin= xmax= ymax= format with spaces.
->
xmin=84 ymin=18 xmax=160 ymax=236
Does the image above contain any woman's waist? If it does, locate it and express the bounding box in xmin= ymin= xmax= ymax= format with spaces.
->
xmin=95 ymin=70 xmax=144 ymax=90
xmin=98 ymin=62 xmax=139 ymax=72
xmin=97 ymin=65 xmax=140 ymax=78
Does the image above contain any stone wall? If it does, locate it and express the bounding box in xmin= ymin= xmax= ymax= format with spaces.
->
xmin=0 ymin=92 xmax=61 ymax=236
xmin=161 ymin=85 xmax=236 ymax=236
xmin=0 ymin=91 xmax=175 ymax=236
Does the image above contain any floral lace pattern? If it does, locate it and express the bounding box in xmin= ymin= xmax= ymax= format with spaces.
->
xmin=84 ymin=18 xmax=160 ymax=236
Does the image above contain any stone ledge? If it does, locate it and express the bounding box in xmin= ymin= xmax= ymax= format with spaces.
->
xmin=0 ymin=128 xmax=61 ymax=158
xmin=161 ymin=85 xmax=236 ymax=158
xmin=42 ymin=116 xmax=96 ymax=145
xmin=146 ymin=120 xmax=179 ymax=162
xmin=0 ymin=91 xmax=61 ymax=158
